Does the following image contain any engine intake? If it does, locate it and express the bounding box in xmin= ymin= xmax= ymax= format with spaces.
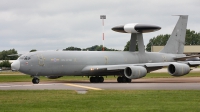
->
xmin=124 ymin=66 xmax=147 ymax=79
xmin=168 ymin=63 xmax=190 ymax=76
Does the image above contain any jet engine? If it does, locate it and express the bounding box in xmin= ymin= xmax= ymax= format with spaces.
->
xmin=124 ymin=66 xmax=147 ymax=79
xmin=168 ymin=63 xmax=190 ymax=76
xmin=46 ymin=76 xmax=63 ymax=79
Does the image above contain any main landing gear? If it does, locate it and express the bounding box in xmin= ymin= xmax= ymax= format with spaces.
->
xmin=32 ymin=77 xmax=40 ymax=84
xmin=117 ymin=76 xmax=132 ymax=83
xmin=90 ymin=76 xmax=104 ymax=83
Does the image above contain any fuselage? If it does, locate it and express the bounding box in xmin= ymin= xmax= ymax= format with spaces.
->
xmin=16 ymin=51 xmax=185 ymax=77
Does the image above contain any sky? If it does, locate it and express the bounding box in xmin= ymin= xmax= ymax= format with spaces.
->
xmin=0 ymin=0 xmax=200 ymax=54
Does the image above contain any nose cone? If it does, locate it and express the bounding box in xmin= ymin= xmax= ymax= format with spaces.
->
xmin=11 ymin=60 xmax=20 ymax=71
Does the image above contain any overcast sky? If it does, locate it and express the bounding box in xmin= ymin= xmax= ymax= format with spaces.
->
xmin=0 ymin=0 xmax=200 ymax=53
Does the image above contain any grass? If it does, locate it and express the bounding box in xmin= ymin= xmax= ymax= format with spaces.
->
xmin=0 ymin=90 xmax=200 ymax=112
xmin=0 ymin=75 xmax=91 ymax=82
xmin=145 ymin=72 xmax=200 ymax=78
xmin=0 ymin=71 xmax=24 ymax=75
xmin=0 ymin=71 xmax=200 ymax=82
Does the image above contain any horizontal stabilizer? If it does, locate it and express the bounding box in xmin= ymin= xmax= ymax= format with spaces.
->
xmin=174 ymin=55 xmax=200 ymax=61
xmin=7 ymin=54 xmax=22 ymax=57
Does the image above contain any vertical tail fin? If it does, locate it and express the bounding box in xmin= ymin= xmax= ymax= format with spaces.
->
xmin=160 ymin=15 xmax=188 ymax=54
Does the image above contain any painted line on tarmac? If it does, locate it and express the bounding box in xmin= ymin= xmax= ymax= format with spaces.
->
xmin=0 ymin=86 xmax=10 ymax=88
xmin=65 ymin=83 xmax=103 ymax=90
xmin=34 ymin=84 xmax=53 ymax=86
xmin=0 ymin=84 xmax=54 ymax=88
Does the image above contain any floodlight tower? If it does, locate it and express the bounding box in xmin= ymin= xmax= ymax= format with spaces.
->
xmin=100 ymin=15 xmax=106 ymax=51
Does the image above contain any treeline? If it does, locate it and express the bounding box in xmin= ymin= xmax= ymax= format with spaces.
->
xmin=0 ymin=49 xmax=18 ymax=60
xmin=124 ymin=29 xmax=200 ymax=51
xmin=0 ymin=60 xmax=11 ymax=68
xmin=63 ymin=45 xmax=119 ymax=51
xmin=146 ymin=29 xmax=200 ymax=51
xmin=0 ymin=49 xmax=18 ymax=69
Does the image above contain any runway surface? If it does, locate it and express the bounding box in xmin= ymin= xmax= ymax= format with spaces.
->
xmin=0 ymin=77 xmax=200 ymax=90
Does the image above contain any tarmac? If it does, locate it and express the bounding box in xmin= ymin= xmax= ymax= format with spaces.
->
xmin=0 ymin=77 xmax=200 ymax=90
xmin=0 ymin=68 xmax=200 ymax=91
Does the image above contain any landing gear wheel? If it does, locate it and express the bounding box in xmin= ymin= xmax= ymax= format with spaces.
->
xmin=99 ymin=77 xmax=104 ymax=83
xmin=126 ymin=78 xmax=132 ymax=83
xmin=90 ymin=77 xmax=104 ymax=83
xmin=32 ymin=77 xmax=40 ymax=84
xmin=94 ymin=77 xmax=99 ymax=82
xmin=122 ymin=77 xmax=127 ymax=82
xmin=90 ymin=77 xmax=94 ymax=83
xmin=90 ymin=77 xmax=96 ymax=83
xmin=117 ymin=76 xmax=131 ymax=83
xmin=117 ymin=77 xmax=122 ymax=83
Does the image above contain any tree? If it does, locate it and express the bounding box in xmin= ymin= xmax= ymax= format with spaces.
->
xmin=63 ymin=46 xmax=81 ymax=51
xmin=185 ymin=29 xmax=200 ymax=45
xmin=124 ymin=29 xmax=200 ymax=52
xmin=147 ymin=30 xmax=200 ymax=51
xmin=0 ymin=60 xmax=11 ymax=67
xmin=146 ymin=34 xmax=170 ymax=51
xmin=123 ymin=41 xmax=138 ymax=51
xmin=0 ymin=49 xmax=18 ymax=60
xmin=124 ymin=41 xmax=130 ymax=51
xmin=84 ymin=45 xmax=119 ymax=51
xmin=0 ymin=62 xmax=2 ymax=68
xmin=64 ymin=45 xmax=119 ymax=51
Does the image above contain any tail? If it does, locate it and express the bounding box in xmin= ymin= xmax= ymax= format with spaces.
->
xmin=160 ymin=15 xmax=188 ymax=54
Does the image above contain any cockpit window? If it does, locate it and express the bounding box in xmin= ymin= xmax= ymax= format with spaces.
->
xmin=19 ymin=56 xmax=31 ymax=60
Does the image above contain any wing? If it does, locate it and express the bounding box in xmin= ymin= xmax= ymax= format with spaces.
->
xmin=81 ymin=61 xmax=200 ymax=76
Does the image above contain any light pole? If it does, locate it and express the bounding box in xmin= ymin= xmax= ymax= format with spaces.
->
xmin=100 ymin=15 xmax=106 ymax=51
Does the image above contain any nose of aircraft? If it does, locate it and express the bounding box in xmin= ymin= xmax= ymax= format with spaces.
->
xmin=11 ymin=60 xmax=20 ymax=71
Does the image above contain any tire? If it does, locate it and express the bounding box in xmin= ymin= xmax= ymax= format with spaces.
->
xmin=99 ymin=77 xmax=104 ymax=83
xmin=122 ymin=77 xmax=127 ymax=83
xmin=90 ymin=77 xmax=94 ymax=83
xmin=32 ymin=77 xmax=40 ymax=84
xmin=94 ymin=77 xmax=99 ymax=83
xmin=117 ymin=77 xmax=122 ymax=83
xmin=126 ymin=78 xmax=132 ymax=83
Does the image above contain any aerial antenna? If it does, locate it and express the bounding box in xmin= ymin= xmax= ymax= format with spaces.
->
xmin=100 ymin=15 xmax=106 ymax=51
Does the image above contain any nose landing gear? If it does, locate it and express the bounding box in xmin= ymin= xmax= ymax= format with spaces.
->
xmin=32 ymin=77 xmax=40 ymax=84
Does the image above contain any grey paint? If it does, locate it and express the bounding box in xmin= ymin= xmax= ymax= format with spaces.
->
xmin=137 ymin=33 xmax=145 ymax=53
xmin=129 ymin=33 xmax=137 ymax=52
xmin=16 ymin=51 xmax=181 ymax=76
xmin=160 ymin=15 xmax=188 ymax=54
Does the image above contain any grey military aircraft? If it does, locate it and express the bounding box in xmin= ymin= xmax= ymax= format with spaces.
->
xmin=11 ymin=15 xmax=200 ymax=84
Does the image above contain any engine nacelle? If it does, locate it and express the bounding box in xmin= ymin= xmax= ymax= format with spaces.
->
xmin=124 ymin=66 xmax=147 ymax=79
xmin=46 ymin=76 xmax=63 ymax=79
xmin=168 ymin=63 xmax=190 ymax=76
